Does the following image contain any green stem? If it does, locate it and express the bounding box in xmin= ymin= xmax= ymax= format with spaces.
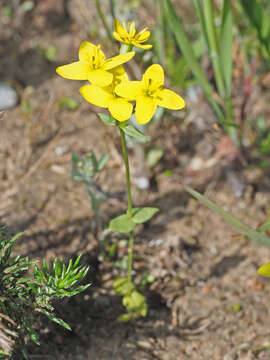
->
xmin=127 ymin=231 xmax=134 ymax=282
xmin=119 ymin=127 xmax=134 ymax=282
xmin=224 ymin=97 xmax=239 ymax=147
xmin=119 ymin=128 xmax=133 ymax=217
xmin=95 ymin=0 xmax=113 ymax=41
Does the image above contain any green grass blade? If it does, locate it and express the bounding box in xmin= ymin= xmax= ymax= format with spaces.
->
xmin=203 ymin=0 xmax=226 ymax=98
xmin=220 ymin=0 xmax=233 ymax=97
xmin=164 ymin=0 xmax=213 ymax=97
xmin=185 ymin=186 xmax=270 ymax=248
xmin=193 ymin=0 xmax=209 ymax=50
xmin=240 ymin=0 xmax=270 ymax=56
xmin=164 ymin=0 xmax=225 ymax=123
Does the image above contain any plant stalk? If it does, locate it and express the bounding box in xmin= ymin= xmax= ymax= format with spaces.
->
xmin=119 ymin=127 xmax=134 ymax=282
xmin=95 ymin=0 xmax=113 ymax=41
xmin=203 ymin=0 xmax=226 ymax=98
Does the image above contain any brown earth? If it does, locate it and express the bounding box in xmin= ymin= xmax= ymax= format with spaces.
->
xmin=1 ymin=1 xmax=270 ymax=359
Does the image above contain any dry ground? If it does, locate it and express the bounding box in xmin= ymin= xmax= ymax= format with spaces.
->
xmin=1 ymin=1 xmax=270 ymax=359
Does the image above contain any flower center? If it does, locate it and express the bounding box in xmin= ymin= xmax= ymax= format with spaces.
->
xmin=90 ymin=46 xmax=104 ymax=70
xmin=144 ymin=79 xmax=162 ymax=98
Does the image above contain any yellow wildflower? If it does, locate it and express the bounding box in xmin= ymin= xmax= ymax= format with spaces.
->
xmin=79 ymin=66 xmax=133 ymax=122
xmin=56 ymin=41 xmax=135 ymax=87
xmin=113 ymin=19 xmax=152 ymax=50
xmin=115 ymin=64 xmax=185 ymax=124
xmin=258 ymin=262 xmax=270 ymax=277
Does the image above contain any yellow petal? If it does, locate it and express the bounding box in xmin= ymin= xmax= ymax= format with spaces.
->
xmin=56 ymin=61 xmax=89 ymax=80
xmin=115 ymin=81 xmax=142 ymax=100
xmin=135 ymin=95 xmax=157 ymax=124
xmin=114 ymin=19 xmax=126 ymax=37
xmin=79 ymin=84 xmax=112 ymax=108
xmin=88 ymin=69 xmax=113 ymax=87
xmin=79 ymin=41 xmax=96 ymax=62
xmin=143 ymin=64 xmax=164 ymax=89
xmin=110 ymin=66 xmax=129 ymax=84
xmin=123 ymin=22 xmax=128 ymax=34
xmin=135 ymin=43 xmax=152 ymax=50
xmin=129 ymin=21 xmax=136 ymax=37
xmin=108 ymin=98 xmax=133 ymax=122
xmin=103 ymin=52 xmax=135 ymax=70
xmin=258 ymin=262 xmax=270 ymax=277
xmin=157 ymin=89 xmax=186 ymax=110
xmin=113 ymin=32 xmax=123 ymax=42
xmin=137 ymin=30 xmax=150 ymax=41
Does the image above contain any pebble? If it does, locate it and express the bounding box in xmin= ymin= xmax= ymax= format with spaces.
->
xmin=0 ymin=83 xmax=18 ymax=110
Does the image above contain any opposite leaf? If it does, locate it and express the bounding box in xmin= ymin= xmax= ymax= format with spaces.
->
xmin=98 ymin=113 xmax=117 ymax=126
xmin=132 ymin=207 xmax=159 ymax=224
xmin=109 ymin=213 xmax=136 ymax=233
xmin=120 ymin=123 xmax=150 ymax=142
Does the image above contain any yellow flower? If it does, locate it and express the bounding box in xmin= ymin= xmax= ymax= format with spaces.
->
xmin=115 ymin=64 xmax=185 ymax=124
xmin=258 ymin=262 xmax=270 ymax=277
xmin=113 ymin=19 xmax=152 ymax=50
xmin=79 ymin=66 xmax=133 ymax=122
xmin=56 ymin=41 xmax=135 ymax=87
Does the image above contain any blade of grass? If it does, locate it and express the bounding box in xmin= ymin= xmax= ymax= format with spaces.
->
xmin=185 ymin=186 xmax=270 ymax=248
xmin=220 ymin=0 xmax=233 ymax=98
xmin=193 ymin=0 xmax=210 ymax=51
xmin=203 ymin=0 xmax=226 ymax=98
xmin=164 ymin=0 xmax=225 ymax=122
xmin=240 ymin=0 xmax=270 ymax=57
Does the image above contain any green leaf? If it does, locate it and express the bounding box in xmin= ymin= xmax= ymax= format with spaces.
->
xmin=20 ymin=1 xmax=35 ymax=12
xmin=117 ymin=313 xmax=133 ymax=322
xmin=220 ymin=0 xmax=233 ymax=97
xmin=132 ymin=207 xmax=159 ymax=224
xmin=120 ymin=123 xmax=150 ymax=142
xmin=109 ymin=213 xmax=136 ymax=233
xmin=258 ymin=218 xmax=270 ymax=232
xmin=240 ymin=0 xmax=270 ymax=56
xmin=185 ymin=186 xmax=270 ymax=247
xmin=87 ymin=188 xmax=106 ymax=213
xmin=44 ymin=45 xmax=57 ymax=62
xmin=146 ymin=147 xmax=164 ymax=168
xmin=60 ymin=96 xmax=79 ymax=111
xmin=114 ymin=277 xmax=135 ymax=296
xmin=98 ymin=113 xmax=117 ymax=126
xmin=122 ymin=290 xmax=147 ymax=316
xmin=193 ymin=0 xmax=209 ymax=50
xmin=36 ymin=309 xmax=71 ymax=330
xmin=97 ymin=154 xmax=109 ymax=171
xmin=164 ymin=0 xmax=224 ymax=122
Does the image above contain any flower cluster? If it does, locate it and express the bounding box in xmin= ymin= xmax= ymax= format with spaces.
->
xmin=56 ymin=19 xmax=185 ymax=124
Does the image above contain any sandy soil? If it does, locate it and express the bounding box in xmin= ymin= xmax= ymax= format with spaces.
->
xmin=1 ymin=1 xmax=270 ymax=359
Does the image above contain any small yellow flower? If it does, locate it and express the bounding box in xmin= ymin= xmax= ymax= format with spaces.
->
xmin=79 ymin=66 xmax=133 ymax=122
xmin=113 ymin=19 xmax=152 ymax=50
xmin=56 ymin=41 xmax=135 ymax=87
xmin=257 ymin=262 xmax=270 ymax=277
xmin=115 ymin=64 xmax=185 ymax=124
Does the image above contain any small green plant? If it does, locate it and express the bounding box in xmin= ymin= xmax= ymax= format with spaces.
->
xmin=71 ymin=151 xmax=109 ymax=214
xmin=0 ymin=226 xmax=90 ymax=358
xmin=163 ymin=0 xmax=237 ymax=143
xmin=240 ymin=0 xmax=270 ymax=61
xmin=56 ymin=18 xmax=185 ymax=320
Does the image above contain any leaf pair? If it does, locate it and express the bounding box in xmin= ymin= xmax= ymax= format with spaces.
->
xmin=98 ymin=113 xmax=150 ymax=143
xmin=109 ymin=207 xmax=159 ymax=233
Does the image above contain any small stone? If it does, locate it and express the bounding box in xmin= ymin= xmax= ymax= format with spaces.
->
xmin=0 ymin=83 xmax=18 ymax=110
